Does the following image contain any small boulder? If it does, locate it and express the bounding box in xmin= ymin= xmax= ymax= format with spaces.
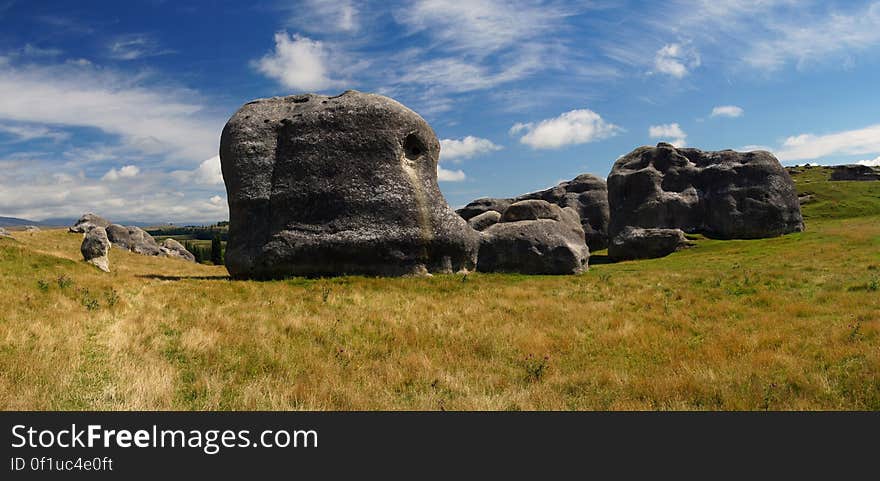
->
xmin=0 ymin=227 xmax=11 ymax=238
xmin=456 ymin=198 xmax=513 ymax=221
xmin=69 ymin=213 xmax=110 ymax=233
xmin=609 ymin=227 xmax=691 ymax=260
xmin=477 ymin=200 xmax=589 ymax=275
xmin=467 ymin=211 xmax=502 ymax=231
xmin=81 ymin=226 xmax=111 ymax=272
xmin=159 ymin=238 xmax=196 ymax=262
xmin=23 ymin=225 xmax=40 ymax=232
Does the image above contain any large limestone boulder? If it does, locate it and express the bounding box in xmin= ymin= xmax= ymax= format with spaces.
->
xmin=126 ymin=226 xmax=162 ymax=256
xmin=515 ymin=174 xmax=610 ymax=251
xmin=457 ymin=174 xmax=610 ymax=251
xmin=81 ymin=226 xmax=111 ymax=272
xmin=159 ymin=238 xmax=196 ymax=262
xmin=608 ymin=143 xmax=804 ymax=259
xmin=830 ymin=164 xmax=879 ymax=181
xmin=220 ymin=90 xmax=479 ymax=278
xmin=477 ymin=200 xmax=589 ymax=275
xmin=69 ymin=213 xmax=110 ymax=233
xmin=105 ymin=224 xmax=132 ymax=249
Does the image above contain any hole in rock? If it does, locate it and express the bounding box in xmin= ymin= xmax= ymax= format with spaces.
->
xmin=403 ymin=134 xmax=426 ymax=160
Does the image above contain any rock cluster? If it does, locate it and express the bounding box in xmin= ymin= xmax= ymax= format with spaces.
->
xmin=220 ymin=90 xmax=478 ymax=278
xmin=457 ymin=174 xmax=610 ymax=252
xmin=607 ymin=143 xmax=803 ymax=259
xmin=477 ymin=200 xmax=589 ymax=274
xmin=0 ymin=227 xmax=11 ymax=238
xmin=71 ymin=215 xmax=195 ymax=268
xmin=830 ymin=164 xmax=880 ymax=181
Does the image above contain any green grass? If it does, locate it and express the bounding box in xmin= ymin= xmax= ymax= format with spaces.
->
xmin=789 ymin=165 xmax=880 ymax=220
xmin=0 ymin=175 xmax=878 ymax=410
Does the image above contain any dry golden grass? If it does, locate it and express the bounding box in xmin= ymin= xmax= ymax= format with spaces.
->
xmin=1 ymin=216 xmax=878 ymax=410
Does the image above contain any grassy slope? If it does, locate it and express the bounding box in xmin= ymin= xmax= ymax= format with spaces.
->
xmin=1 ymin=176 xmax=878 ymax=410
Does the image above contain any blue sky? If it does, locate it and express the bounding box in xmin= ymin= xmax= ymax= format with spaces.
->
xmin=2 ymin=0 xmax=880 ymax=223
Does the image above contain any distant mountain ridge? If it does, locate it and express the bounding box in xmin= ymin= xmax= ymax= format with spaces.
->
xmin=0 ymin=216 xmax=220 ymax=228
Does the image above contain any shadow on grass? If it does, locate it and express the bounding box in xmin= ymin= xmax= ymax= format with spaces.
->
xmin=137 ymin=274 xmax=231 ymax=281
xmin=589 ymin=254 xmax=615 ymax=265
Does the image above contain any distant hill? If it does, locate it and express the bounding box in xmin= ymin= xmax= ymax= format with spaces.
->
xmin=0 ymin=216 xmax=47 ymax=227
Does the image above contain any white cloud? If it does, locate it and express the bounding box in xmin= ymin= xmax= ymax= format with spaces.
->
xmin=0 ymin=58 xmax=221 ymax=163
xmin=101 ymin=165 xmax=140 ymax=181
xmin=513 ymin=109 xmax=620 ymax=149
xmin=775 ymin=124 xmax=880 ymax=161
xmin=711 ymin=105 xmax=744 ymax=118
xmin=439 ymin=136 xmax=501 ymax=163
xmin=653 ymin=43 xmax=700 ymax=78
xmin=0 ymin=122 xmax=70 ymax=142
xmin=857 ymin=156 xmax=880 ymax=167
xmin=170 ymin=155 xmax=224 ymax=186
xmin=649 ymin=123 xmax=687 ymax=147
xmin=437 ymin=166 xmax=466 ymax=182
xmin=209 ymin=195 xmax=225 ymax=206
xmin=254 ymin=32 xmax=343 ymax=91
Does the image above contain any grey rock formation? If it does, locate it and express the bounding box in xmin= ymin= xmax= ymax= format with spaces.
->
xmin=220 ymin=90 xmax=479 ymax=278
xmin=69 ymin=213 xmax=110 ymax=233
xmin=23 ymin=225 xmax=40 ymax=232
xmin=456 ymin=198 xmax=513 ymax=221
xmin=0 ymin=227 xmax=10 ymax=238
xmin=515 ymin=174 xmax=610 ymax=251
xmin=477 ymin=200 xmax=589 ymax=274
xmin=830 ymin=164 xmax=879 ymax=181
xmin=81 ymin=226 xmax=111 ymax=272
xmin=126 ymin=226 xmax=162 ymax=256
xmin=609 ymin=227 xmax=691 ymax=260
xmin=105 ymin=224 xmax=133 ymax=249
xmin=608 ymin=143 xmax=804 ymax=259
xmin=457 ymin=174 xmax=610 ymax=251
xmin=159 ymin=238 xmax=196 ymax=262
xmin=467 ymin=210 xmax=502 ymax=231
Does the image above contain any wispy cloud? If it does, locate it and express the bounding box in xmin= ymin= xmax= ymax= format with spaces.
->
xmin=652 ymin=43 xmax=700 ymax=78
xmin=0 ymin=122 xmax=70 ymax=142
xmin=101 ymin=164 xmax=140 ymax=181
xmin=437 ymin=166 xmax=466 ymax=182
xmin=107 ymin=34 xmax=173 ymax=60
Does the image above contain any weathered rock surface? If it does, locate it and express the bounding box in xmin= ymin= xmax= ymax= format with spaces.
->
xmin=608 ymin=143 xmax=804 ymax=259
xmin=467 ymin=210 xmax=502 ymax=231
xmin=81 ymin=226 xmax=111 ymax=272
xmin=515 ymin=174 xmax=610 ymax=251
xmin=69 ymin=213 xmax=110 ymax=233
xmin=609 ymin=227 xmax=691 ymax=260
xmin=830 ymin=164 xmax=880 ymax=181
xmin=160 ymin=238 xmax=196 ymax=262
xmin=458 ymin=174 xmax=610 ymax=251
xmin=105 ymin=224 xmax=133 ymax=249
xmin=126 ymin=226 xmax=162 ymax=256
xmin=456 ymin=198 xmax=513 ymax=221
xmin=23 ymin=225 xmax=40 ymax=232
xmin=220 ymin=90 xmax=479 ymax=278
xmin=477 ymin=200 xmax=589 ymax=274
xmin=0 ymin=227 xmax=11 ymax=237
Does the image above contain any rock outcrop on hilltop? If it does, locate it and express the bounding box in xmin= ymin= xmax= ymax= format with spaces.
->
xmin=81 ymin=226 xmax=111 ymax=272
xmin=220 ymin=90 xmax=478 ymax=278
xmin=72 ymin=216 xmax=195 ymax=263
xmin=477 ymin=200 xmax=589 ymax=275
xmin=607 ymin=143 xmax=803 ymax=259
xmin=0 ymin=227 xmax=11 ymax=238
xmin=69 ymin=213 xmax=110 ymax=233
xmin=457 ymin=174 xmax=610 ymax=252
xmin=830 ymin=164 xmax=880 ymax=181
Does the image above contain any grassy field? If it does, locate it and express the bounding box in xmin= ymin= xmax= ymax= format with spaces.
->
xmin=1 ymin=175 xmax=878 ymax=410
